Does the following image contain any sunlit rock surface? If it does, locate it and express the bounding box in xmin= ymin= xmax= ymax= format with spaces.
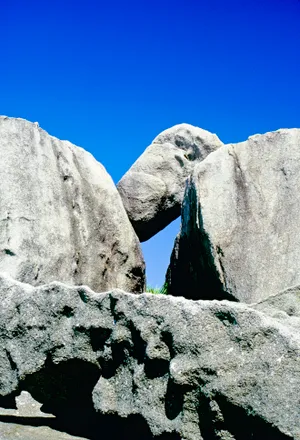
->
xmin=0 ymin=116 xmax=145 ymax=293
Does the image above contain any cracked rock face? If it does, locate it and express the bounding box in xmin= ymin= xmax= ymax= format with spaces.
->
xmin=0 ymin=116 xmax=145 ymax=293
xmin=117 ymin=124 xmax=223 ymax=242
xmin=166 ymin=129 xmax=300 ymax=303
xmin=0 ymin=275 xmax=299 ymax=439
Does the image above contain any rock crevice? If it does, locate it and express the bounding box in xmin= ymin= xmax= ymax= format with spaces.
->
xmin=167 ymin=129 xmax=300 ymax=303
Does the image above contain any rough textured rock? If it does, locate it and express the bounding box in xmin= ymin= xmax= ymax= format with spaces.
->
xmin=0 ymin=116 xmax=145 ymax=292
xmin=0 ymin=422 xmax=88 ymax=440
xmin=0 ymin=275 xmax=299 ymax=439
xmin=117 ymin=124 xmax=223 ymax=241
xmin=252 ymin=286 xmax=300 ymax=330
xmin=166 ymin=129 xmax=300 ymax=303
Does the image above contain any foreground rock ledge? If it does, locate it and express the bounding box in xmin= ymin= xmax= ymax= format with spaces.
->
xmin=0 ymin=275 xmax=299 ymax=440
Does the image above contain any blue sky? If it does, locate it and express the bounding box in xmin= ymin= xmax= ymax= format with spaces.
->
xmin=1 ymin=0 xmax=300 ymax=287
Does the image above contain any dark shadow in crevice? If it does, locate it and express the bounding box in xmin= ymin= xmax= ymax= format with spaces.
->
xmin=0 ymin=411 xmax=181 ymax=440
xmin=98 ymin=321 xmax=147 ymax=381
xmin=99 ymin=343 xmax=129 ymax=380
xmin=197 ymin=395 xmax=223 ymax=440
xmin=20 ymin=357 xmax=101 ymax=416
xmin=161 ymin=330 xmax=176 ymax=360
xmin=0 ymin=394 xmax=17 ymax=409
xmin=129 ymin=323 xmax=147 ymax=364
xmin=166 ymin=182 xmax=238 ymax=302
xmin=198 ymin=393 xmax=293 ymax=440
xmin=218 ymin=395 xmax=292 ymax=440
xmin=165 ymin=379 xmax=184 ymax=420
xmin=90 ymin=327 xmax=112 ymax=351
xmin=214 ymin=310 xmax=238 ymax=326
xmin=144 ymin=358 xmax=169 ymax=379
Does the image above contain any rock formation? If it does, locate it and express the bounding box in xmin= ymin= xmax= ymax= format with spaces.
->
xmin=117 ymin=124 xmax=223 ymax=242
xmin=1 ymin=118 xmax=299 ymax=439
xmin=0 ymin=116 xmax=145 ymax=293
xmin=0 ymin=274 xmax=299 ymax=440
xmin=166 ymin=129 xmax=300 ymax=303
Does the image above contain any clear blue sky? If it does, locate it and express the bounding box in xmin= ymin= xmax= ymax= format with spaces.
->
xmin=1 ymin=0 xmax=300 ymax=287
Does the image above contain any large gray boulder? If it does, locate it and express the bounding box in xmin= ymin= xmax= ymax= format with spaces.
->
xmin=0 ymin=116 xmax=145 ymax=293
xmin=0 ymin=274 xmax=299 ymax=439
xmin=166 ymin=129 xmax=300 ymax=303
xmin=117 ymin=124 xmax=223 ymax=241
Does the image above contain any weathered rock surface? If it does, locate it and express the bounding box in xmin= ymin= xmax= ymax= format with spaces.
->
xmin=0 ymin=421 xmax=88 ymax=440
xmin=117 ymin=124 xmax=223 ymax=241
xmin=0 ymin=274 xmax=299 ymax=439
xmin=166 ymin=129 xmax=300 ymax=303
xmin=0 ymin=116 xmax=145 ymax=292
xmin=252 ymin=286 xmax=300 ymax=330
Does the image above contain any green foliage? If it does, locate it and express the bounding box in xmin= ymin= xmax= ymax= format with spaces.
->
xmin=146 ymin=282 xmax=168 ymax=295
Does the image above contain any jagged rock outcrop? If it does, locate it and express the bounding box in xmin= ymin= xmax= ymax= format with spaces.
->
xmin=117 ymin=124 xmax=223 ymax=242
xmin=0 ymin=116 xmax=145 ymax=293
xmin=0 ymin=274 xmax=299 ymax=440
xmin=166 ymin=129 xmax=300 ymax=303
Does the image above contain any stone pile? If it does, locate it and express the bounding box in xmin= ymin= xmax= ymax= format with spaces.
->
xmin=0 ymin=117 xmax=299 ymax=439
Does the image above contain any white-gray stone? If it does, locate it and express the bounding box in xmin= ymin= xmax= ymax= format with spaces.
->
xmin=0 ymin=116 xmax=145 ymax=292
xmin=167 ymin=129 xmax=300 ymax=303
xmin=117 ymin=124 xmax=223 ymax=241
